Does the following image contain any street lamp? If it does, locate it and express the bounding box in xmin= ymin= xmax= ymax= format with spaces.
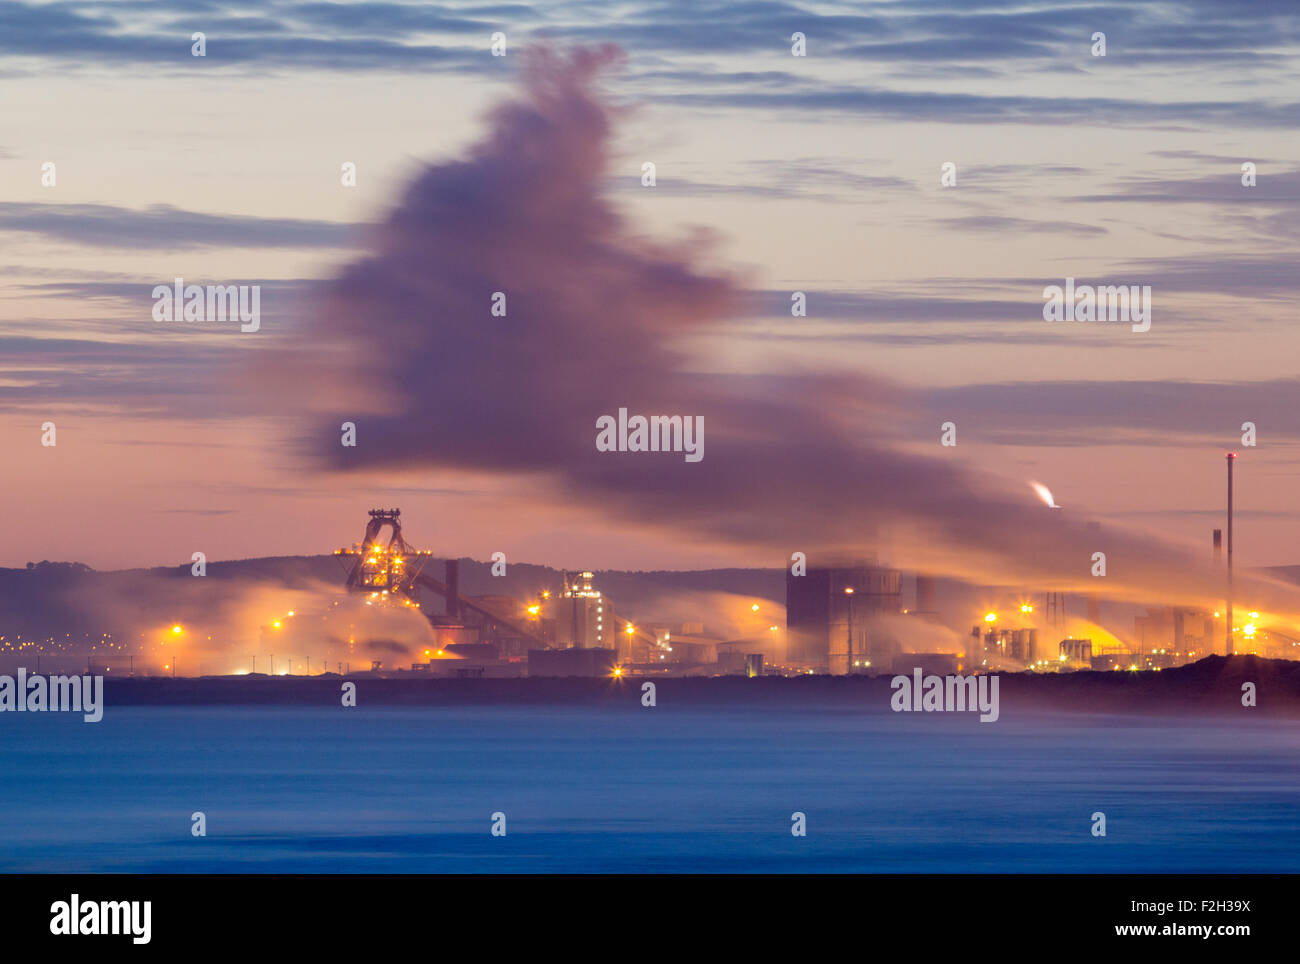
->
xmin=844 ymin=587 xmax=855 ymax=675
xmin=170 ymin=624 xmax=182 ymax=678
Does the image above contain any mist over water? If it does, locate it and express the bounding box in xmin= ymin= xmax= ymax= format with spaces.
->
xmin=3 ymin=704 xmax=1296 ymax=872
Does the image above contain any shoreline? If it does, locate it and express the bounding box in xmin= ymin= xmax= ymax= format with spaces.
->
xmin=58 ymin=655 xmax=1300 ymax=717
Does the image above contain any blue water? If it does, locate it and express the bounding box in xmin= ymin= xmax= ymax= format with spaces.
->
xmin=1 ymin=704 xmax=1297 ymax=872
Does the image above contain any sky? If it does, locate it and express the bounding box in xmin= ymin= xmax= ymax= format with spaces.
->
xmin=2 ymin=0 xmax=1299 ymax=595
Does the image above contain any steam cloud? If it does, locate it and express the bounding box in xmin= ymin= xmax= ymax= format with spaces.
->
xmin=14 ymin=572 xmax=438 ymax=677
xmin=263 ymin=46 xmax=1300 ymax=633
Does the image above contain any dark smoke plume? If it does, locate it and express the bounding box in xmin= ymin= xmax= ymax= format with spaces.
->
xmin=262 ymin=46 xmax=1300 ymax=630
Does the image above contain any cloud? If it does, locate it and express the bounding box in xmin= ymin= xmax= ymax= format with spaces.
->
xmin=937 ymin=215 xmax=1108 ymax=236
xmin=1 ymin=0 xmax=1295 ymax=136
xmin=1067 ymin=168 xmax=1300 ymax=206
xmin=927 ymin=378 xmax=1300 ymax=446
xmin=1015 ymin=255 xmax=1300 ymax=296
xmin=0 ymin=202 xmax=362 ymax=250
xmin=655 ymin=85 xmax=1300 ymax=129
xmin=0 ymin=333 xmax=245 ymax=415
xmin=0 ymin=0 xmax=490 ymax=71
xmin=618 ymin=160 xmax=915 ymax=201
xmin=1147 ymin=149 xmax=1285 ymax=166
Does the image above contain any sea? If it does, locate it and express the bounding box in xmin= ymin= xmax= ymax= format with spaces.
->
xmin=1 ymin=704 xmax=1296 ymax=872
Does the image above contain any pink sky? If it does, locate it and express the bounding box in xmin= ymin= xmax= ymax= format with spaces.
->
xmin=2 ymin=2 xmax=1298 ymax=582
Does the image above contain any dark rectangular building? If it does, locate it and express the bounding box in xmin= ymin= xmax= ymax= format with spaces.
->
xmin=786 ymin=565 xmax=902 ymax=672
xmin=528 ymin=647 xmax=618 ymax=677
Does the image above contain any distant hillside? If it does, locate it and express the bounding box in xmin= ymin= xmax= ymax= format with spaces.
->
xmin=7 ymin=555 xmax=1300 ymax=653
xmin=83 ymin=654 xmax=1300 ymax=718
xmin=0 ymin=556 xmax=787 ymax=644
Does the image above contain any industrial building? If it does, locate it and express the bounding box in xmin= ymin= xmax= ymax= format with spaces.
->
xmin=555 ymin=570 xmax=616 ymax=650
xmin=976 ymin=626 xmax=1041 ymax=663
xmin=785 ymin=564 xmax=902 ymax=673
xmin=890 ymin=652 xmax=959 ymax=676
xmin=528 ymin=646 xmax=618 ymax=677
xmin=1133 ymin=607 xmax=1215 ymax=660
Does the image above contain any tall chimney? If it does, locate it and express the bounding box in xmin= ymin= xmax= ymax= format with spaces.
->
xmin=1213 ymin=528 xmax=1222 ymax=564
xmin=915 ymin=574 xmax=935 ymax=613
xmin=1226 ymin=453 xmax=1236 ymax=656
xmin=445 ymin=559 xmax=460 ymax=618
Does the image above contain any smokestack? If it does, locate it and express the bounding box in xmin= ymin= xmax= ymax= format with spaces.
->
xmin=1213 ymin=528 xmax=1222 ymax=564
xmin=445 ymin=559 xmax=460 ymax=618
xmin=1226 ymin=453 xmax=1236 ymax=655
xmin=915 ymin=574 xmax=935 ymax=614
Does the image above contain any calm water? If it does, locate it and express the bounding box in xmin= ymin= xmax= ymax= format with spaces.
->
xmin=1 ymin=704 xmax=1297 ymax=872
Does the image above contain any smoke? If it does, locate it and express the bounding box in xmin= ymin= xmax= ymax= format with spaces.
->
xmin=258 ymin=46 xmax=1300 ymax=635
xmin=17 ymin=571 xmax=436 ymax=676
xmin=870 ymin=613 xmax=967 ymax=657
xmin=626 ymin=588 xmax=785 ymax=653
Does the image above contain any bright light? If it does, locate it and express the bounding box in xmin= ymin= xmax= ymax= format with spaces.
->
xmin=272 ymin=620 xmax=282 ymax=629
xmin=287 ymin=611 xmax=295 ymax=617
xmin=171 ymin=625 xmax=182 ymax=635
xmin=527 ymin=605 xmax=540 ymax=615
xmin=1244 ymin=623 xmax=1257 ymax=638
xmin=750 ymin=603 xmax=760 ymax=612
xmin=1029 ymin=480 xmax=1061 ymax=508
xmin=612 ymin=667 xmax=623 ymax=677
xmin=1020 ymin=604 xmax=1033 ymax=614
xmin=1249 ymin=611 xmax=1259 ymax=620
xmin=844 ymin=587 xmax=854 ymax=595
xmin=625 ymin=624 xmax=635 ymax=635
xmin=984 ymin=612 xmax=997 ymax=623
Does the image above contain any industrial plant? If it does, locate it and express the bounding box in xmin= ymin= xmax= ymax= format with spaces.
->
xmin=4 ymin=456 xmax=1294 ymax=681
xmin=301 ymin=462 xmax=1300 ymax=681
